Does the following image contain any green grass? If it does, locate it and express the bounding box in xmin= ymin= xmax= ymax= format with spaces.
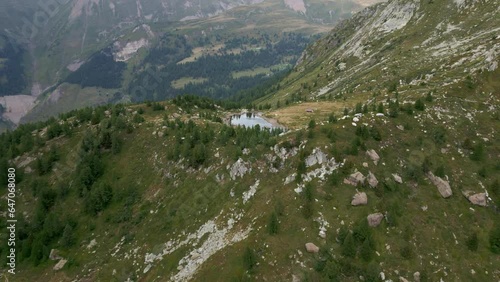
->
xmin=171 ymin=77 xmax=208 ymax=89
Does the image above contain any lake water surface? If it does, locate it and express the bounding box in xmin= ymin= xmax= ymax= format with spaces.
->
xmin=230 ymin=113 xmax=277 ymax=129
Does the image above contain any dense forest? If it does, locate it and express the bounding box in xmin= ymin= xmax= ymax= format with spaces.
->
xmin=65 ymin=48 xmax=126 ymax=89
xmin=127 ymin=32 xmax=311 ymax=102
xmin=0 ymin=35 xmax=27 ymax=96
xmin=0 ymin=96 xmax=285 ymax=268
xmin=61 ymin=32 xmax=312 ymax=102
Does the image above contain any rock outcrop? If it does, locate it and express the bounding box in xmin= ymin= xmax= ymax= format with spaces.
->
xmin=462 ymin=191 xmax=487 ymax=207
xmin=366 ymin=150 xmax=380 ymax=165
xmin=367 ymin=172 xmax=378 ymax=188
xmin=53 ymin=259 xmax=67 ymax=271
xmin=392 ymin=173 xmax=403 ymax=184
xmin=305 ymin=243 xmax=319 ymax=253
xmin=305 ymin=148 xmax=328 ymax=167
xmin=367 ymin=213 xmax=384 ymax=227
xmin=351 ymin=192 xmax=368 ymax=206
xmin=344 ymin=171 xmax=365 ymax=186
xmin=229 ymin=158 xmax=251 ymax=180
xmin=49 ymin=249 xmax=62 ymax=261
xmin=427 ymin=172 xmax=452 ymax=198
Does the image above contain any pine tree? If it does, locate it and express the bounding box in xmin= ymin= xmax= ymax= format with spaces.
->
xmin=490 ymin=223 xmax=500 ymax=254
xmin=466 ymin=232 xmax=478 ymax=251
xmin=341 ymin=233 xmax=356 ymax=258
xmin=377 ymin=102 xmax=384 ymax=114
xmin=414 ymin=99 xmax=425 ymax=111
xmin=269 ymin=212 xmax=279 ymax=235
xmin=243 ymin=247 xmax=257 ymax=272
xmin=360 ymin=238 xmax=374 ymax=262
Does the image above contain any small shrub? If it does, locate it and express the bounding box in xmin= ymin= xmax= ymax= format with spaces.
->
xmin=268 ymin=212 xmax=279 ymax=235
xmin=243 ymin=247 xmax=257 ymax=272
xmin=466 ymin=232 xmax=478 ymax=251
xmin=434 ymin=165 xmax=445 ymax=178
xmin=470 ymin=143 xmax=485 ymax=161
xmin=489 ymin=223 xmax=500 ymax=254
xmin=341 ymin=233 xmax=356 ymax=258
xmin=414 ymin=99 xmax=425 ymax=111
xmin=400 ymin=244 xmax=413 ymax=259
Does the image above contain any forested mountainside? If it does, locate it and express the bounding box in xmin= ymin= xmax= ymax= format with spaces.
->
xmin=0 ymin=0 xmax=379 ymax=130
xmin=0 ymin=0 xmax=499 ymax=281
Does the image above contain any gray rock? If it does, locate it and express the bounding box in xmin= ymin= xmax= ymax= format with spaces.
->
xmin=49 ymin=249 xmax=62 ymax=260
xmin=367 ymin=172 xmax=378 ymax=188
xmin=427 ymin=172 xmax=452 ymax=198
xmin=351 ymin=192 xmax=368 ymax=206
xmin=87 ymin=239 xmax=97 ymax=249
xmin=305 ymin=243 xmax=319 ymax=253
xmin=305 ymin=148 xmax=328 ymax=167
xmin=366 ymin=149 xmax=380 ymax=165
xmin=53 ymin=259 xmax=67 ymax=271
xmin=229 ymin=158 xmax=251 ymax=180
xmin=392 ymin=173 xmax=403 ymax=184
xmin=462 ymin=191 xmax=487 ymax=206
xmin=399 ymin=277 xmax=410 ymax=282
xmin=414 ymin=272 xmax=421 ymax=282
xmin=344 ymin=172 xmax=365 ymax=186
xmin=367 ymin=213 xmax=384 ymax=227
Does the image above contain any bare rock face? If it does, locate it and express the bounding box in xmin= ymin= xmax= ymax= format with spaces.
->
xmin=367 ymin=213 xmax=384 ymax=227
xmin=53 ymin=259 xmax=67 ymax=271
xmin=392 ymin=173 xmax=403 ymax=184
xmin=351 ymin=192 xmax=368 ymax=206
xmin=229 ymin=158 xmax=251 ymax=180
xmin=305 ymin=242 xmax=319 ymax=253
xmin=462 ymin=191 xmax=487 ymax=207
xmin=305 ymin=148 xmax=328 ymax=167
xmin=49 ymin=249 xmax=62 ymax=261
xmin=366 ymin=149 xmax=380 ymax=165
xmin=344 ymin=172 xmax=365 ymax=186
xmin=367 ymin=172 xmax=378 ymax=188
xmin=427 ymin=172 xmax=452 ymax=198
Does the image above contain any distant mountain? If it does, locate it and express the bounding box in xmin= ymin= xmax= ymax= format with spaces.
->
xmin=0 ymin=0 xmax=385 ymax=128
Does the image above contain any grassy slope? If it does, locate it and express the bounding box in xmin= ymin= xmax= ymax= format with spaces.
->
xmin=5 ymin=89 xmax=499 ymax=281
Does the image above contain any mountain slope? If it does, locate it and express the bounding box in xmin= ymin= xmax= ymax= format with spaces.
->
xmin=0 ymin=0 xmax=384 ymax=130
xmin=0 ymin=0 xmax=499 ymax=281
xmin=262 ymin=0 xmax=499 ymax=105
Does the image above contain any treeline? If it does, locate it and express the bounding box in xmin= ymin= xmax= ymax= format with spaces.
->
xmin=127 ymin=32 xmax=311 ymax=102
xmin=0 ymin=103 xmax=136 ymax=266
xmin=163 ymin=115 xmax=282 ymax=167
xmin=65 ymin=48 xmax=126 ymax=89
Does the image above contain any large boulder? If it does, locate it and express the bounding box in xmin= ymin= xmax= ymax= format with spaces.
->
xmin=462 ymin=191 xmax=487 ymax=207
xmin=414 ymin=272 xmax=421 ymax=282
xmin=366 ymin=150 xmax=380 ymax=165
xmin=367 ymin=213 xmax=384 ymax=227
xmin=53 ymin=259 xmax=67 ymax=271
xmin=392 ymin=173 xmax=403 ymax=184
xmin=427 ymin=172 xmax=452 ymax=198
xmin=49 ymin=249 xmax=62 ymax=261
xmin=305 ymin=243 xmax=319 ymax=253
xmin=351 ymin=192 xmax=368 ymax=206
xmin=344 ymin=172 xmax=365 ymax=186
xmin=367 ymin=172 xmax=378 ymax=188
